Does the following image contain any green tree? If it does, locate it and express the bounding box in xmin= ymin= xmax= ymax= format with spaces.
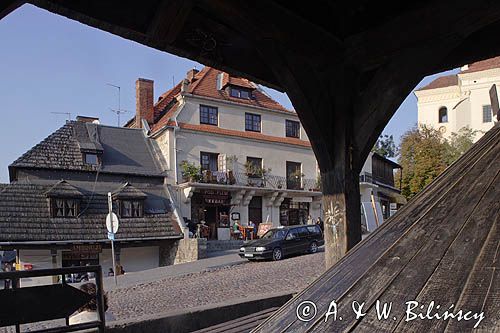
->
xmin=396 ymin=125 xmax=480 ymax=200
xmin=372 ymin=134 xmax=397 ymax=158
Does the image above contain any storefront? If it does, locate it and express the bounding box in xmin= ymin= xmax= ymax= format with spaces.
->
xmin=62 ymin=244 xmax=101 ymax=267
xmin=279 ymin=198 xmax=310 ymax=225
xmin=191 ymin=189 xmax=232 ymax=240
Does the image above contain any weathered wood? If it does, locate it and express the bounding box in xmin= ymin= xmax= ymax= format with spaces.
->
xmin=254 ymin=125 xmax=500 ymax=332
xmin=0 ymin=0 xmax=23 ymax=20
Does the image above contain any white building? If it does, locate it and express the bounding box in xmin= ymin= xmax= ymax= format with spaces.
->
xmin=127 ymin=68 xmax=322 ymax=239
xmin=415 ymin=56 xmax=499 ymax=140
xmin=127 ymin=67 xmax=406 ymax=238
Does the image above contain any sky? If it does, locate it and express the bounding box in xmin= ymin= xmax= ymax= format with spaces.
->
xmin=0 ymin=4 xmax=459 ymax=182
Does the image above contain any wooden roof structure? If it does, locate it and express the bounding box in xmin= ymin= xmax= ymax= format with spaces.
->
xmin=254 ymin=124 xmax=500 ymax=332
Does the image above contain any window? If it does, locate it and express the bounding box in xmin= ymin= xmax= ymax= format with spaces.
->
xmin=286 ymin=120 xmax=300 ymax=138
xmin=307 ymin=225 xmax=321 ymax=235
xmin=245 ymin=113 xmax=261 ymax=132
xmin=200 ymin=105 xmax=218 ymax=126
xmin=230 ymin=87 xmax=251 ymax=99
xmin=85 ymin=153 xmax=98 ymax=165
xmin=200 ymin=152 xmax=219 ymax=171
xmin=483 ymin=105 xmax=492 ymax=123
xmin=297 ymin=226 xmax=309 ymax=237
xmin=438 ymin=107 xmax=448 ymax=123
xmin=52 ymin=198 xmax=78 ymax=217
xmin=286 ymin=229 xmax=299 ymax=240
xmin=120 ymin=200 xmax=143 ymax=218
xmin=286 ymin=161 xmax=302 ymax=190
xmin=246 ymin=157 xmax=263 ymax=177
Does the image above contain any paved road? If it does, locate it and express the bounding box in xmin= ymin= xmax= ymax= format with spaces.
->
xmin=104 ymin=249 xmax=246 ymax=291
xmin=107 ymin=250 xmax=325 ymax=322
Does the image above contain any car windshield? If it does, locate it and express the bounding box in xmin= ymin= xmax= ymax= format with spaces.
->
xmin=261 ymin=229 xmax=287 ymax=239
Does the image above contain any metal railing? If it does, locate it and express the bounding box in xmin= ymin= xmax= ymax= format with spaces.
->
xmin=182 ymin=170 xmax=319 ymax=191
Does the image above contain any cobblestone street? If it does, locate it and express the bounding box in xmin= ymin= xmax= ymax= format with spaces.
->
xmin=108 ymin=251 xmax=325 ymax=322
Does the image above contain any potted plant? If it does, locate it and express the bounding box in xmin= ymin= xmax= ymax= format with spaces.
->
xmin=313 ymin=174 xmax=322 ymax=191
xmin=288 ymin=170 xmax=305 ymax=190
xmin=180 ymin=160 xmax=201 ymax=183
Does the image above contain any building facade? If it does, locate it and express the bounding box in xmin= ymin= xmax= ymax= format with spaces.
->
xmin=415 ymin=56 xmax=500 ymax=141
xmin=127 ymin=67 xmax=406 ymax=238
xmin=126 ymin=68 xmax=322 ymax=239
xmin=0 ymin=118 xmax=184 ymax=285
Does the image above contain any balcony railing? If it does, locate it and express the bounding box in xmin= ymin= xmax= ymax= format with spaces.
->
xmin=181 ymin=170 xmax=319 ymax=191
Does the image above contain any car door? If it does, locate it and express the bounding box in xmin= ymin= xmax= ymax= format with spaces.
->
xmin=283 ymin=228 xmax=301 ymax=254
xmin=296 ymin=226 xmax=312 ymax=252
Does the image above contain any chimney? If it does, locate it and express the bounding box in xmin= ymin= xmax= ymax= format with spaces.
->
xmin=76 ymin=115 xmax=100 ymax=124
xmin=136 ymin=78 xmax=154 ymax=128
xmin=186 ymin=68 xmax=199 ymax=82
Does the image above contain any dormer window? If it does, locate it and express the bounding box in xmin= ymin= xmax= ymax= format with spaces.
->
xmin=230 ymin=87 xmax=252 ymax=99
xmin=85 ymin=153 xmax=99 ymax=165
xmin=52 ymin=198 xmax=79 ymax=217
xmin=120 ymin=200 xmax=143 ymax=218
xmin=112 ymin=183 xmax=147 ymax=219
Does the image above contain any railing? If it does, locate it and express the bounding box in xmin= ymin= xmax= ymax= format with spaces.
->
xmin=182 ymin=170 xmax=319 ymax=191
xmin=359 ymin=172 xmax=373 ymax=183
xmin=360 ymin=171 xmax=400 ymax=192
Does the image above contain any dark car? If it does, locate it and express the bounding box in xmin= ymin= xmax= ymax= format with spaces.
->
xmin=239 ymin=225 xmax=324 ymax=261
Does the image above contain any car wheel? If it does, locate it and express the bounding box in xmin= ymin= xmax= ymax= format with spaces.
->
xmin=272 ymin=247 xmax=283 ymax=261
xmin=309 ymin=241 xmax=318 ymax=253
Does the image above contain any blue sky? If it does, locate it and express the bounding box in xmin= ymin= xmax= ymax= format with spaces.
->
xmin=0 ymin=4 xmax=459 ymax=182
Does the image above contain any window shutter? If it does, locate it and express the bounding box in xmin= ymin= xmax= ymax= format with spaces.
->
xmin=218 ymin=154 xmax=227 ymax=172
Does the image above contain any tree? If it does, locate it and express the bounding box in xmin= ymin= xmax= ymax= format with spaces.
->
xmin=396 ymin=125 xmax=480 ymax=200
xmin=372 ymin=134 xmax=397 ymax=158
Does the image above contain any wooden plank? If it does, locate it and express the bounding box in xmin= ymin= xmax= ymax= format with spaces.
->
xmin=444 ymin=217 xmax=499 ymax=332
xmin=254 ymin=126 xmax=500 ymax=332
xmin=310 ymin=144 xmax=500 ymax=332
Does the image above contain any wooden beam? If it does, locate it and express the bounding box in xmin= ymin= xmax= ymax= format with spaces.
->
xmin=0 ymin=0 xmax=24 ymax=20
xmin=147 ymin=0 xmax=193 ymax=45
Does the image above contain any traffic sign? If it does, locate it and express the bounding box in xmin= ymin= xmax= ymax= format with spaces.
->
xmin=107 ymin=232 xmax=115 ymax=240
xmin=106 ymin=212 xmax=119 ymax=233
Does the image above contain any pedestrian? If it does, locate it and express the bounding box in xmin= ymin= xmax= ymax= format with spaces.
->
xmin=107 ymin=268 xmax=114 ymax=277
xmin=316 ymin=217 xmax=324 ymax=232
xmin=69 ymin=282 xmax=115 ymax=325
xmin=232 ymin=220 xmax=241 ymax=239
xmin=248 ymin=220 xmax=256 ymax=239
xmin=307 ymin=215 xmax=313 ymax=225
xmin=3 ymin=262 xmax=12 ymax=289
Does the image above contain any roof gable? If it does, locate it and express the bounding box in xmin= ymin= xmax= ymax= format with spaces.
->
xmin=44 ymin=180 xmax=84 ymax=198
xmin=112 ymin=182 xmax=147 ymax=199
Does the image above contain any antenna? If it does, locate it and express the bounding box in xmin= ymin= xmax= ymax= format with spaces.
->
xmin=107 ymin=83 xmax=129 ymax=126
xmin=51 ymin=112 xmax=71 ymax=121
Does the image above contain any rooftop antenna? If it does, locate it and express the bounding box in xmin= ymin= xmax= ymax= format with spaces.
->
xmin=51 ymin=112 xmax=71 ymax=122
xmin=107 ymin=83 xmax=129 ymax=126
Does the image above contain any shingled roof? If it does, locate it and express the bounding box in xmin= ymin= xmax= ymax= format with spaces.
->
xmin=417 ymin=74 xmax=458 ymax=91
xmin=10 ymin=121 xmax=165 ymax=177
xmin=255 ymin=123 xmax=500 ymax=332
xmin=0 ymin=181 xmax=182 ymax=244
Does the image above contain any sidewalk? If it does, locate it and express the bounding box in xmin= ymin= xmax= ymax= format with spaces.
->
xmin=104 ymin=249 xmax=246 ymax=291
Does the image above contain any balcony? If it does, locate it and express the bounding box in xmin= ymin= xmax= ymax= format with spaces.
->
xmin=180 ymin=169 xmax=319 ymax=192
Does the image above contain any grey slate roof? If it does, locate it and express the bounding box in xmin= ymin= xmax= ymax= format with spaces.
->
xmin=45 ymin=180 xmax=84 ymax=198
xmin=0 ymin=181 xmax=182 ymax=244
xmin=10 ymin=121 xmax=165 ymax=177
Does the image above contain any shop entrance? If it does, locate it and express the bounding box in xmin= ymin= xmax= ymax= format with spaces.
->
xmin=280 ymin=198 xmax=309 ymax=225
xmin=191 ymin=190 xmax=231 ymax=240
xmin=62 ymin=244 xmax=101 ymax=267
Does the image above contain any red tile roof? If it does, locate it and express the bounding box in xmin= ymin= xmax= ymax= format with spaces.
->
xmin=178 ymin=122 xmax=311 ymax=148
xmin=461 ymin=55 xmax=500 ymax=73
xmin=417 ymin=74 xmax=458 ymax=91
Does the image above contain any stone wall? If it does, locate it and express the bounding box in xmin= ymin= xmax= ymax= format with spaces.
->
xmin=159 ymin=238 xmax=207 ymax=266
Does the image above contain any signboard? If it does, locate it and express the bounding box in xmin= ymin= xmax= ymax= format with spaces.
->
xmin=292 ymin=196 xmax=313 ymax=203
xmin=106 ymin=212 xmax=119 ymax=234
xmin=107 ymin=232 xmax=115 ymax=241
xmin=231 ymin=212 xmax=240 ymax=221
xmin=71 ymin=244 xmax=102 ymax=253
xmin=257 ymin=223 xmax=273 ymax=238
xmin=202 ymin=189 xmax=230 ymax=205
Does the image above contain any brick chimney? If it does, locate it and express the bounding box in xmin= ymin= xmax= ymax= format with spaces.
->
xmin=136 ymin=78 xmax=154 ymax=128
xmin=186 ymin=68 xmax=199 ymax=83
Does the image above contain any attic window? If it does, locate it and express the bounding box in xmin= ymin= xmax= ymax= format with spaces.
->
xmin=51 ymin=198 xmax=79 ymax=218
xmin=230 ymin=87 xmax=252 ymax=99
xmin=120 ymin=200 xmax=144 ymax=218
xmin=85 ymin=153 xmax=99 ymax=165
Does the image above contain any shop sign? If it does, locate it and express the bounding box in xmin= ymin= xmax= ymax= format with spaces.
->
xmin=292 ymin=196 xmax=313 ymax=203
xmin=202 ymin=189 xmax=230 ymax=204
xmin=71 ymin=244 xmax=102 ymax=253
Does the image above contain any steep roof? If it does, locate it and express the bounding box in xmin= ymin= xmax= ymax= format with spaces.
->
xmin=137 ymin=66 xmax=293 ymax=134
xmin=417 ymin=74 xmax=458 ymax=91
xmin=0 ymin=181 xmax=182 ymax=244
xmin=255 ymin=123 xmax=500 ymax=332
xmin=10 ymin=121 xmax=165 ymax=177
